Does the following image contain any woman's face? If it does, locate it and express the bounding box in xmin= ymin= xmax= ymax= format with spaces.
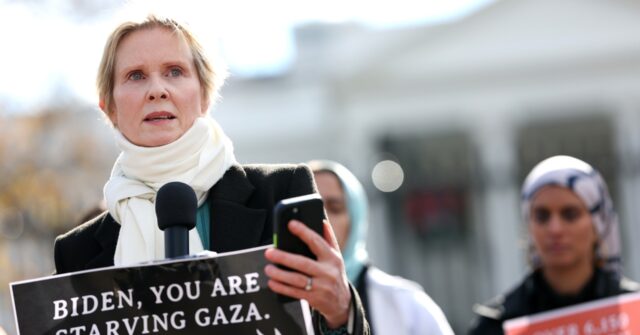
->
xmin=314 ymin=172 xmax=351 ymax=251
xmin=109 ymin=27 xmax=208 ymax=147
xmin=529 ymin=185 xmax=598 ymax=271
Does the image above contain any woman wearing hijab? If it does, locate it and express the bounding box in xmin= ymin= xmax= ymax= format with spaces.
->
xmin=53 ymin=15 xmax=369 ymax=334
xmin=469 ymin=155 xmax=638 ymax=334
xmin=309 ymin=160 xmax=454 ymax=335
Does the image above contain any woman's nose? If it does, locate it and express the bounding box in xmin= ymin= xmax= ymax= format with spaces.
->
xmin=147 ymin=77 xmax=169 ymax=101
xmin=547 ymin=215 xmax=564 ymax=234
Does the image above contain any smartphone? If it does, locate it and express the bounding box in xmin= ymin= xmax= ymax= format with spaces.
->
xmin=273 ymin=193 xmax=325 ymax=260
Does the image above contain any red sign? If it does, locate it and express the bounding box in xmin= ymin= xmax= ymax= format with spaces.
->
xmin=504 ymin=292 xmax=640 ymax=335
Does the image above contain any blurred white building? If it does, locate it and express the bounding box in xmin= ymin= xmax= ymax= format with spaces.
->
xmin=214 ymin=0 xmax=640 ymax=331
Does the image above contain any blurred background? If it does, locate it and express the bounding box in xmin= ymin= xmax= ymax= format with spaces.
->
xmin=3 ymin=0 xmax=640 ymax=333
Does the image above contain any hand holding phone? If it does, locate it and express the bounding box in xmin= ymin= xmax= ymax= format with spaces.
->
xmin=273 ymin=193 xmax=325 ymax=260
xmin=268 ymin=193 xmax=351 ymax=313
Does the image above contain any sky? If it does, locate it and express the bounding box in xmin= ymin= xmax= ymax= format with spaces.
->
xmin=0 ymin=0 xmax=494 ymax=113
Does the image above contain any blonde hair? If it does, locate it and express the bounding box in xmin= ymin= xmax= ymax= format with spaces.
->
xmin=96 ymin=15 xmax=225 ymax=118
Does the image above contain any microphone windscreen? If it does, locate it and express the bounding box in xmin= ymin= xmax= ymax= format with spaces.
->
xmin=155 ymin=182 xmax=198 ymax=230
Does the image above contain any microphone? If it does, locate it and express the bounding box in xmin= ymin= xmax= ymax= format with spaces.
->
xmin=155 ymin=182 xmax=198 ymax=259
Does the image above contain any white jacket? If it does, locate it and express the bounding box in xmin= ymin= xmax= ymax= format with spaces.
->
xmin=366 ymin=267 xmax=454 ymax=335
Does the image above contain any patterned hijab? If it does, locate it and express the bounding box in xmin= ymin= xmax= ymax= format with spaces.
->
xmin=308 ymin=160 xmax=369 ymax=283
xmin=521 ymin=155 xmax=622 ymax=275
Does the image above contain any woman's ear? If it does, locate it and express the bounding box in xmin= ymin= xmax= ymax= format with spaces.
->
xmin=100 ymin=100 xmax=118 ymax=127
xmin=200 ymin=98 xmax=210 ymax=115
xmin=200 ymin=89 xmax=210 ymax=115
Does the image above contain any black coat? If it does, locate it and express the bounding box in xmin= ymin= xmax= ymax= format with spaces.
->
xmin=54 ymin=163 xmax=369 ymax=334
xmin=468 ymin=268 xmax=640 ymax=335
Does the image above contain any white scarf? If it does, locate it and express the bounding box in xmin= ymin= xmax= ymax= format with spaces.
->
xmin=104 ymin=116 xmax=237 ymax=266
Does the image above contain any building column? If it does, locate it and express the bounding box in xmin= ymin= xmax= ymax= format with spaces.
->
xmin=613 ymin=101 xmax=640 ymax=279
xmin=472 ymin=115 xmax=525 ymax=295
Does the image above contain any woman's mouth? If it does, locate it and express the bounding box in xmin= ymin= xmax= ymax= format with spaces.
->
xmin=546 ymin=243 xmax=568 ymax=254
xmin=144 ymin=112 xmax=176 ymax=122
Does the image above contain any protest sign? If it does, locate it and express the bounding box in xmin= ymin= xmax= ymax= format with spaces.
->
xmin=504 ymin=291 xmax=640 ymax=335
xmin=11 ymin=246 xmax=314 ymax=335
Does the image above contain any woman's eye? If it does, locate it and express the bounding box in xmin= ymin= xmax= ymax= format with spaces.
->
xmin=533 ymin=209 xmax=550 ymax=224
xmin=327 ymin=205 xmax=346 ymax=216
xmin=325 ymin=199 xmax=346 ymax=216
xmin=168 ymin=68 xmax=182 ymax=77
xmin=561 ymin=207 xmax=581 ymax=222
xmin=128 ymin=71 xmax=144 ymax=81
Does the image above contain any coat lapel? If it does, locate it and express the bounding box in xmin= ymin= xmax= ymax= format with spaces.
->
xmin=86 ymin=212 xmax=120 ymax=269
xmin=207 ymin=165 xmax=267 ymax=252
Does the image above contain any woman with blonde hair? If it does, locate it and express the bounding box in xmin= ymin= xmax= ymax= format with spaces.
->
xmin=54 ymin=15 xmax=368 ymax=334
